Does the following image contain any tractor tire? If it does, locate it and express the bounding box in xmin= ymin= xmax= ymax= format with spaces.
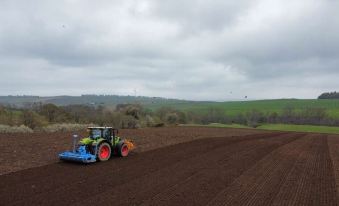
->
xmin=118 ymin=142 xmax=129 ymax=157
xmin=97 ymin=142 xmax=111 ymax=161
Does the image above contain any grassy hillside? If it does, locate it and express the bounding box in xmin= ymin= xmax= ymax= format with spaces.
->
xmin=2 ymin=96 xmax=339 ymax=118
xmin=257 ymin=124 xmax=339 ymax=134
xmin=183 ymin=123 xmax=253 ymax=129
xmin=146 ymin=99 xmax=339 ymax=118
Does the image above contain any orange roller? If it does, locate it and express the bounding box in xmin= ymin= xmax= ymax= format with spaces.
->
xmin=125 ymin=140 xmax=135 ymax=151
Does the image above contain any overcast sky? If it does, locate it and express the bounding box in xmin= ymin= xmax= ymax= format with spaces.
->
xmin=0 ymin=0 xmax=338 ymax=101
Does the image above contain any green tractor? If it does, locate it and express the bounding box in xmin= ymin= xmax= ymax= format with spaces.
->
xmin=59 ymin=127 xmax=135 ymax=163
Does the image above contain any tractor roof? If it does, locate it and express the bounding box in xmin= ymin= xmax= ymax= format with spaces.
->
xmin=87 ymin=127 xmax=113 ymax=129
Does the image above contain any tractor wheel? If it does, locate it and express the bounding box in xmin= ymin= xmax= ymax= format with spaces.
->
xmin=118 ymin=143 xmax=129 ymax=157
xmin=97 ymin=142 xmax=111 ymax=161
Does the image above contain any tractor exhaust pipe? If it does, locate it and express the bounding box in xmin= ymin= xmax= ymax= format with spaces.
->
xmin=73 ymin=134 xmax=78 ymax=153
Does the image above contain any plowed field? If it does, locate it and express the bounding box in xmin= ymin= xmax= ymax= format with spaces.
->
xmin=1 ymin=127 xmax=339 ymax=206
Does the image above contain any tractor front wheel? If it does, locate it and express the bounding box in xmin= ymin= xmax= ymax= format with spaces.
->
xmin=97 ymin=142 xmax=111 ymax=161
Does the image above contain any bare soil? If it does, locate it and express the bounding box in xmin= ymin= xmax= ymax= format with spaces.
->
xmin=0 ymin=127 xmax=267 ymax=175
xmin=0 ymin=127 xmax=338 ymax=205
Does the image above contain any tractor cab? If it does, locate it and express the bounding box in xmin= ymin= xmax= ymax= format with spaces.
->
xmin=87 ymin=127 xmax=118 ymax=142
xmin=84 ymin=127 xmax=122 ymax=148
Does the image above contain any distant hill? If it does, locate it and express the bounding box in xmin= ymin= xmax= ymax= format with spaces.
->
xmin=0 ymin=95 xmax=196 ymax=107
xmin=2 ymin=96 xmax=339 ymax=118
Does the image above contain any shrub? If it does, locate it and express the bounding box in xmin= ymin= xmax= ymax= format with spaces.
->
xmin=246 ymin=110 xmax=265 ymax=128
xmin=0 ymin=108 xmax=15 ymax=126
xmin=165 ymin=113 xmax=179 ymax=124
xmin=39 ymin=123 xmax=97 ymax=133
xmin=154 ymin=122 xmax=165 ymax=127
xmin=100 ymin=111 xmax=124 ymax=128
xmin=22 ymin=110 xmax=48 ymax=129
xmin=43 ymin=104 xmax=72 ymax=123
xmin=121 ymin=115 xmax=140 ymax=129
xmin=144 ymin=115 xmax=155 ymax=127
xmin=116 ymin=104 xmax=143 ymax=120
xmin=0 ymin=124 xmax=33 ymax=133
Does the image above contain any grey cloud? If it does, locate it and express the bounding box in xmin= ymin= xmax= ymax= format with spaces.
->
xmin=149 ymin=0 xmax=255 ymax=33
xmin=0 ymin=0 xmax=338 ymax=100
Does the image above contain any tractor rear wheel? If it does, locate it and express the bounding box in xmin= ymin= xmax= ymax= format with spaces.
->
xmin=97 ymin=142 xmax=111 ymax=161
xmin=118 ymin=143 xmax=129 ymax=157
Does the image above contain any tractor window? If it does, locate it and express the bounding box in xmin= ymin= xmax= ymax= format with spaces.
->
xmin=90 ymin=129 xmax=102 ymax=139
xmin=103 ymin=129 xmax=111 ymax=138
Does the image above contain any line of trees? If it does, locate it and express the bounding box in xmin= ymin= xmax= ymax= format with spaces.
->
xmin=235 ymin=107 xmax=336 ymax=127
xmin=1 ymin=103 xmax=338 ymax=130
xmin=0 ymin=103 xmax=187 ymax=129
xmin=182 ymin=106 xmax=338 ymax=128
xmin=318 ymin=91 xmax=339 ymax=99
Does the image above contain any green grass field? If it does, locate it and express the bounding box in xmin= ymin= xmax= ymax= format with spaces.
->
xmin=147 ymin=99 xmax=339 ymax=118
xmin=182 ymin=123 xmax=253 ymax=129
xmin=257 ymin=124 xmax=339 ymax=134
xmin=183 ymin=123 xmax=339 ymax=135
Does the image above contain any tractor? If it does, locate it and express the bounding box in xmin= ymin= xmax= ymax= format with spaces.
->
xmin=59 ymin=127 xmax=135 ymax=163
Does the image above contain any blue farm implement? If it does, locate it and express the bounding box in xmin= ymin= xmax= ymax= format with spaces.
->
xmin=59 ymin=127 xmax=135 ymax=163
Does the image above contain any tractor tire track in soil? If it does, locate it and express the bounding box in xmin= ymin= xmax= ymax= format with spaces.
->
xmin=327 ymin=134 xmax=339 ymax=204
xmin=271 ymin=134 xmax=337 ymax=206
xmin=0 ymin=129 xmax=338 ymax=206
xmin=136 ymin=133 xmax=303 ymax=206
xmin=74 ymin=133 xmax=300 ymax=206
xmin=207 ymin=134 xmax=337 ymax=206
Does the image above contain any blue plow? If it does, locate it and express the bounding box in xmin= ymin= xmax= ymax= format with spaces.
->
xmin=59 ymin=146 xmax=97 ymax=163
xmin=59 ymin=135 xmax=97 ymax=163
